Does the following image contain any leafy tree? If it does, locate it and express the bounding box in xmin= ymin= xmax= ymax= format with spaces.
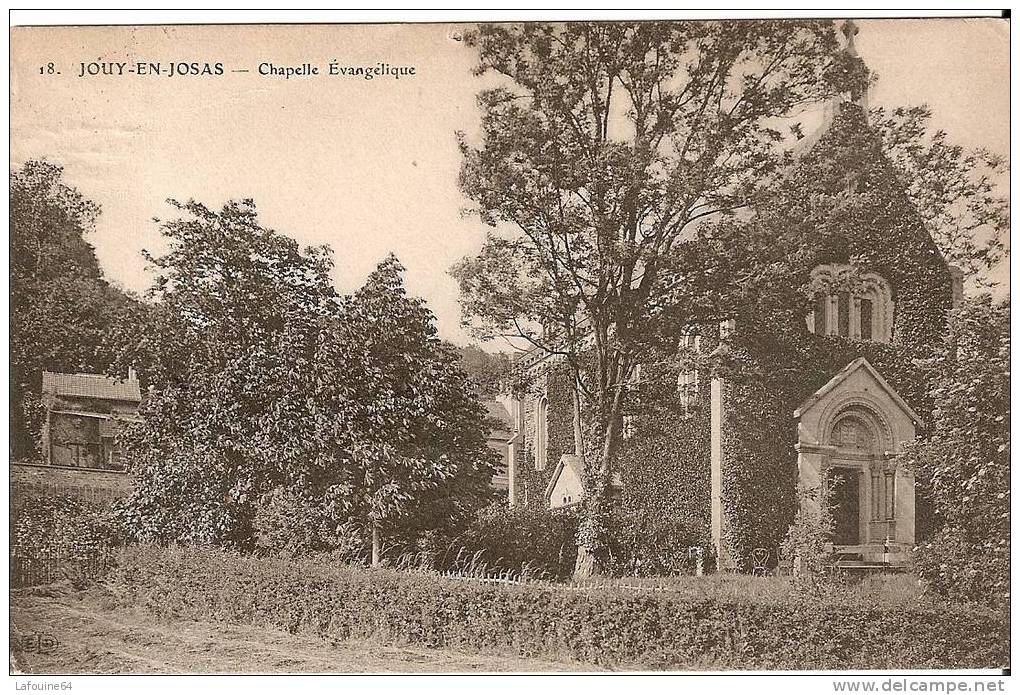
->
xmin=10 ymin=160 xmax=139 ymax=458
xmin=457 ymin=344 xmax=511 ymax=397
xmin=871 ymin=106 xmax=1008 ymax=283
xmin=342 ymin=256 xmax=497 ymax=563
xmin=451 ymin=20 xmax=860 ymax=576
xmin=904 ymin=297 xmax=1009 ymax=605
xmin=115 ymin=201 xmax=494 ymax=559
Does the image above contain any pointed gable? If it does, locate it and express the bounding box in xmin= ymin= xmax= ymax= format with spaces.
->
xmin=795 ymin=357 xmax=922 ymax=427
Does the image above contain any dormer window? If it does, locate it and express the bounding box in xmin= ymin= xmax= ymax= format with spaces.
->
xmin=808 ymin=264 xmax=893 ymax=343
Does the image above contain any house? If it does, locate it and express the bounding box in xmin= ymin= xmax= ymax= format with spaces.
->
xmin=501 ymin=23 xmax=961 ymax=571
xmin=40 ymin=370 xmax=142 ymax=471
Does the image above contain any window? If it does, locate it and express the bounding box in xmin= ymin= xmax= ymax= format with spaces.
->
xmin=534 ymin=396 xmax=548 ymax=470
xmin=837 ymin=291 xmax=850 ymax=337
xmin=870 ymin=471 xmax=897 ymax=521
xmin=678 ymin=334 xmax=700 ymax=414
xmin=860 ymin=298 xmax=873 ymax=340
xmin=813 ymin=292 xmax=828 ymax=333
xmin=622 ymin=414 xmax=635 ymax=439
xmin=807 ymin=265 xmax=893 ymax=342
xmin=832 ymin=416 xmax=874 ymax=451
xmin=622 ymin=363 xmax=641 ymax=439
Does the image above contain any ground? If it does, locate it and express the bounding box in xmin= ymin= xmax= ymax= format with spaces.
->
xmin=10 ymin=583 xmax=592 ymax=674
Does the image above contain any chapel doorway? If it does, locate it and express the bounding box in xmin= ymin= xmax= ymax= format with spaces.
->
xmin=828 ymin=467 xmax=860 ymax=546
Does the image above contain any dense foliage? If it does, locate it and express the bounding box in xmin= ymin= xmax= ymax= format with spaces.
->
xmin=457 ymin=345 xmax=511 ymax=398
xmin=10 ymin=161 xmax=139 ymax=458
xmin=452 ymin=20 xmax=859 ymax=575
xmin=114 ymin=200 xmax=495 ymax=555
xmin=905 ymin=297 xmax=1009 ymax=605
xmin=871 ymin=105 xmax=1008 ymax=282
xmin=11 ymin=495 xmax=121 ymax=556
xmin=111 ymin=544 xmax=1009 ymax=670
xmin=442 ymin=502 xmax=579 ymax=581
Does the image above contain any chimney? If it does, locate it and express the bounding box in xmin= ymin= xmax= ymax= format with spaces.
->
xmin=948 ymin=266 xmax=965 ymax=309
xmin=128 ymin=366 xmax=138 ymax=382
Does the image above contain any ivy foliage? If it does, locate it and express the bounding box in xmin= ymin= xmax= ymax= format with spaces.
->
xmin=704 ymin=102 xmax=954 ymax=570
xmin=903 ymin=297 xmax=1009 ymax=606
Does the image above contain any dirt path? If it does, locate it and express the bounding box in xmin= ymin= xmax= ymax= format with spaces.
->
xmin=10 ymin=584 xmax=593 ymax=674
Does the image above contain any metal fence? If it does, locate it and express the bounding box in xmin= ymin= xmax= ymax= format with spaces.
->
xmin=10 ymin=544 xmax=115 ymax=588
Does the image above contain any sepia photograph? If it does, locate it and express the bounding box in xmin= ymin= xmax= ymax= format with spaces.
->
xmin=7 ymin=10 xmax=1011 ymax=684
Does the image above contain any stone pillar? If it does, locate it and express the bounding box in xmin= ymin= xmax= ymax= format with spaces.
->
xmin=40 ymin=398 xmax=51 ymax=463
xmin=710 ymin=319 xmax=736 ymax=570
xmin=507 ymin=440 xmax=517 ymax=508
xmin=710 ymin=376 xmax=726 ymax=567
xmin=506 ymin=395 xmax=522 ymax=508
xmin=860 ymin=460 xmax=873 ymax=545
xmin=892 ymin=456 xmax=915 ymax=547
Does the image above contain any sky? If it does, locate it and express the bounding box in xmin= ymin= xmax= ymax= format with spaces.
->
xmin=10 ymin=19 xmax=1010 ymax=348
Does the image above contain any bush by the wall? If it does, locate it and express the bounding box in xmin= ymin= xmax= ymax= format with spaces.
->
xmin=110 ymin=545 xmax=1007 ymax=670
xmin=437 ymin=502 xmax=578 ymax=580
xmin=11 ymin=494 xmax=121 ymax=555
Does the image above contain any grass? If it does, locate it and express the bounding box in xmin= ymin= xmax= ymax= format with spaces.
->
xmin=10 ymin=582 xmax=595 ymax=674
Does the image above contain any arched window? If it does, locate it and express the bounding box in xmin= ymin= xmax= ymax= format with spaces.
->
xmin=534 ymin=396 xmax=548 ymax=470
xmin=831 ymin=415 xmax=876 ymax=452
xmin=677 ymin=333 xmax=701 ymax=415
xmin=808 ymin=264 xmax=893 ymax=342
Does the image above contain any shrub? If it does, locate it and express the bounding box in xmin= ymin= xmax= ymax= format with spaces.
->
xmin=439 ymin=502 xmax=578 ymax=580
xmin=252 ymin=487 xmax=366 ymax=560
xmin=903 ymin=297 xmax=1009 ymax=607
xmin=914 ymin=527 xmax=1010 ymax=607
xmin=110 ymin=545 xmax=1007 ymax=670
xmin=606 ymin=508 xmax=707 ymax=577
xmin=11 ymin=494 xmax=121 ymax=555
xmin=781 ymin=481 xmax=837 ymax=576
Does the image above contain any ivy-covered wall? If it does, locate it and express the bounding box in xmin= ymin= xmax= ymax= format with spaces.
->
xmin=713 ymin=103 xmax=954 ymax=569
xmin=516 ymin=358 xmax=575 ymax=510
xmin=617 ymin=367 xmax=712 ymax=545
xmin=511 ymin=104 xmax=953 ymax=572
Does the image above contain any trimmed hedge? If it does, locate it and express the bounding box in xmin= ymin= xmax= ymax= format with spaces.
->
xmin=110 ymin=545 xmax=1007 ymax=670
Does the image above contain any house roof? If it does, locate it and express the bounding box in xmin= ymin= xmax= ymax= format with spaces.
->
xmin=544 ymin=454 xmax=584 ymax=504
xmin=793 ymin=357 xmax=923 ymax=427
xmin=42 ymin=371 xmax=142 ymax=402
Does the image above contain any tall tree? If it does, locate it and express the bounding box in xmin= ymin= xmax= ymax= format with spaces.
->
xmin=10 ymin=160 xmax=139 ymax=458
xmin=342 ymin=256 xmax=497 ymax=563
xmin=451 ymin=21 xmax=859 ymax=576
xmin=457 ymin=344 xmax=512 ymax=397
xmin=116 ymin=201 xmax=494 ymax=557
xmin=871 ymin=105 xmax=1008 ymax=283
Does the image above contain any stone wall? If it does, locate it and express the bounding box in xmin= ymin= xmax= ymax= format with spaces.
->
xmin=11 ymin=461 xmax=132 ymax=507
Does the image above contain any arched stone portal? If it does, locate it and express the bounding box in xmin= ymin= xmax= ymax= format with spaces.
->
xmin=793 ymin=358 xmax=921 ymax=565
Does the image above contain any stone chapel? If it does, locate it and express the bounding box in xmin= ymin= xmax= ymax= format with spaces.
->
xmin=495 ymin=22 xmax=962 ymax=571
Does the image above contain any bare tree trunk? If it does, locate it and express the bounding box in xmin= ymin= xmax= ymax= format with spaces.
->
xmin=371 ymin=520 xmax=381 ymax=567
